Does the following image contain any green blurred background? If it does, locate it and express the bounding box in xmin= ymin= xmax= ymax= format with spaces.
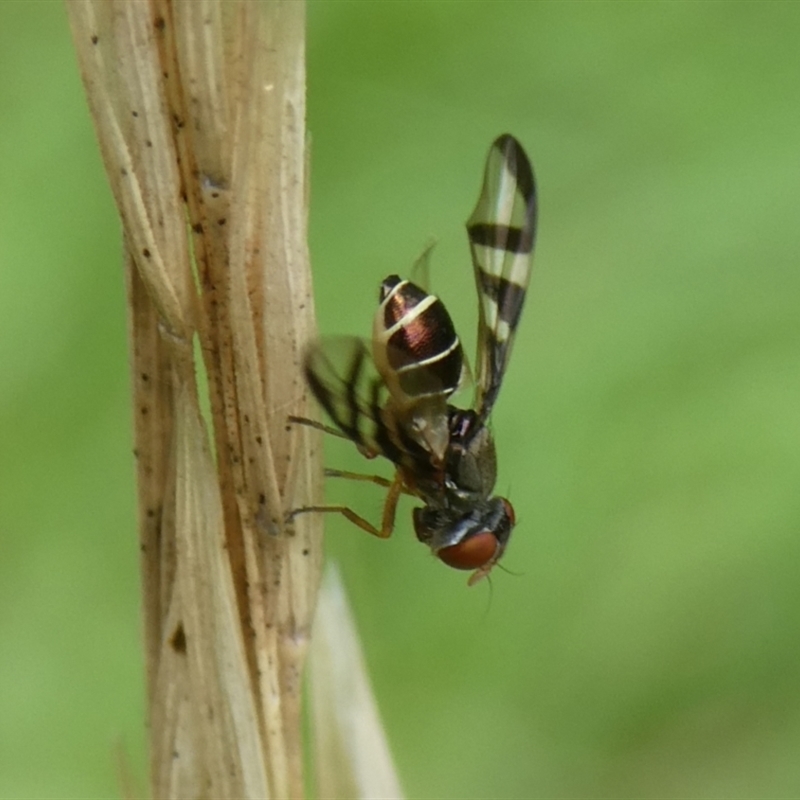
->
xmin=2 ymin=1 xmax=800 ymax=797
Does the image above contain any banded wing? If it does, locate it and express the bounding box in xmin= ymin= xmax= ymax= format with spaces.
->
xmin=303 ymin=336 xmax=436 ymax=468
xmin=466 ymin=134 xmax=537 ymax=421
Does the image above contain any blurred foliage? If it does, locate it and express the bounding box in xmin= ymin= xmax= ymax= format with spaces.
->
xmin=2 ymin=1 xmax=800 ymax=798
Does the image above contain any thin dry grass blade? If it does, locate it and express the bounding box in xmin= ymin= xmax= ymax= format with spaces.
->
xmin=67 ymin=1 xmax=321 ymax=797
xmin=310 ymin=567 xmax=405 ymax=800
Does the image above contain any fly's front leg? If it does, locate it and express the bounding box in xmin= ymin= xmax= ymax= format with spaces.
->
xmin=287 ymin=503 xmax=386 ymax=537
xmin=287 ymin=469 xmax=407 ymax=540
xmin=378 ymin=469 xmax=405 ymax=538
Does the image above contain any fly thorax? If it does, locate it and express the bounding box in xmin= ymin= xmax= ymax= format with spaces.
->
xmin=446 ymin=409 xmax=498 ymax=498
xmin=384 ymin=395 xmax=450 ymax=464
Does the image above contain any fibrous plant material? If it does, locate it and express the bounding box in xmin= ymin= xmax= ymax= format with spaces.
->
xmin=309 ymin=567 xmax=404 ymax=800
xmin=67 ymin=2 xmax=321 ymax=796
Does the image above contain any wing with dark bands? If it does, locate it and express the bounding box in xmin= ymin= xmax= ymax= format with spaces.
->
xmin=304 ymin=337 xmax=404 ymax=464
xmin=466 ymin=134 xmax=537 ymax=421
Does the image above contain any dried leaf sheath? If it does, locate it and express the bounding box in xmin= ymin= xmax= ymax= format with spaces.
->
xmin=67 ymin=2 xmax=321 ymax=797
xmin=310 ymin=568 xmax=405 ymax=799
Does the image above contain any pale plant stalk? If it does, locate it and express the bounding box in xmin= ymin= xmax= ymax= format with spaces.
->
xmin=66 ymin=1 xmax=403 ymax=797
xmin=67 ymin=1 xmax=318 ymax=796
xmin=310 ymin=567 xmax=405 ymax=800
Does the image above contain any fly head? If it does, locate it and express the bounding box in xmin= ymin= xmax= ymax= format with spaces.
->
xmin=413 ymin=495 xmax=515 ymax=585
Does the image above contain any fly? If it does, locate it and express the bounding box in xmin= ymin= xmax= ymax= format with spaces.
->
xmin=290 ymin=134 xmax=537 ymax=585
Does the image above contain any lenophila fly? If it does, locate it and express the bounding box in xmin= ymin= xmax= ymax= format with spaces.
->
xmin=291 ymin=134 xmax=537 ymax=585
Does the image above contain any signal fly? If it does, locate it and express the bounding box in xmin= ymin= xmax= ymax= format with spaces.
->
xmin=290 ymin=134 xmax=537 ymax=585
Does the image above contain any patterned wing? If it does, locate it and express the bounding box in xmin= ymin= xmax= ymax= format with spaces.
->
xmin=303 ymin=336 xmax=434 ymax=468
xmin=466 ymin=134 xmax=537 ymax=421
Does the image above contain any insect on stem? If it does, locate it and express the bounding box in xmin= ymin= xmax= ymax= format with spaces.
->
xmin=297 ymin=135 xmax=537 ymax=585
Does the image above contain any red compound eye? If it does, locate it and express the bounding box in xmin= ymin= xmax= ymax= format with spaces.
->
xmin=437 ymin=531 xmax=499 ymax=571
xmin=501 ymin=498 xmax=516 ymax=526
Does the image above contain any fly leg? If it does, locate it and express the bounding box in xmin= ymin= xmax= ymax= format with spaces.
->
xmin=287 ymin=470 xmax=407 ymax=539
xmin=324 ymin=468 xmax=394 ymax=488
xmin=288 ymin=415 xmax=352 ymax=442
xmin=324 ymin=468 xmax=416 ymax=497
xmin=288 ymin=415 xmax=379 ymax=458
xmin=286 ymin=503 xmax=386 ymax=538
xmin=377 ymin=469 xmax=405 ymax=538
